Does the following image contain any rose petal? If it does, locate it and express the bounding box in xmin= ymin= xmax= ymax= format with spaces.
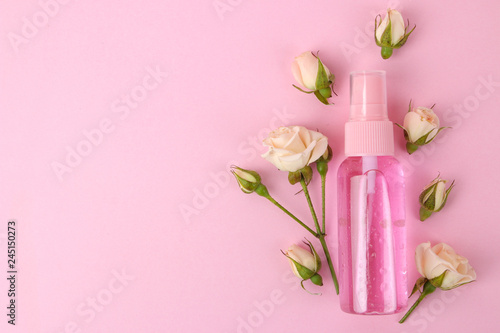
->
xmin=389 ymin=10 xmax=405 ymax=44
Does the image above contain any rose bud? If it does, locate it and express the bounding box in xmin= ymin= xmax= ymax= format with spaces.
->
xmin=262 ymin=126 xmax=328 ymax=173
xmin=399 ymin=242 xmax=475 ymax=323
xmin=396 ymin=102 xmax=448 ymax=154
xmin=291 ymin=51 xmax=336 ymax=105
xmin=282 ymin=239 xmax=323 ymax=293
xmin=375 ymin=9 xmax=416 ymax=59
xmin=230 ymin=166 xmax=264 ymax=194
xmin=418 ymin=175 xmax=455 ymax=221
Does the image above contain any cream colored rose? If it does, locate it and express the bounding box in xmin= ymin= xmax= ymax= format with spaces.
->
xmin=415 ymin=242 xmax=476 ymax=290
xmin=262 ymin=126 xmax=328 ymax=172
xmin=403 ymin=107 xmax=440 ymax=143
xmin=286 ymin=244 xmax=320 ymax=279
xmin=291 ymin=51 xmax=332 ymax=91
xmin=375 ymin=9 xmax=406 ymax=45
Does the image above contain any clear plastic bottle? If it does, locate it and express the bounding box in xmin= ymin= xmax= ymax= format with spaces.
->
xmin=337 ymin=71 xmax=407 ymax=314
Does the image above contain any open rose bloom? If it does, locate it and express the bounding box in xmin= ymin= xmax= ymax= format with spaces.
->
xmin=399 ymin=242 xmax=476 ymax=323
xmin=415 ymin=242 xmax=476 ymax=290
xmin=262 ymin=126 xmax=328 ymax=172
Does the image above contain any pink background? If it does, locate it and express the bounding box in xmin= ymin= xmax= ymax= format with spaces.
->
xmin=1 ymin=0 xmax=500 ymax=332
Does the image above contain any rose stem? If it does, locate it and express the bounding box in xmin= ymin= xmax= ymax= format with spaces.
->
xmin=264 ymin=195 xmax=318 ymax=237
xmin=300 ymin=179 xmax=339 ymax=294
xmin=399 ymin=282 xmax=436 ymax=323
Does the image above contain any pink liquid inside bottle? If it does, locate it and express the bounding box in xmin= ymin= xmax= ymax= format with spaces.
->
xmin=337 ymin=71 xmax=407 ymax=314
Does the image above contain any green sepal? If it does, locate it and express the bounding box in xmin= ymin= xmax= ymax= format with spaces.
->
xmin=292 ymin=84 xmax=314 ymax=94
xmin=314 ymin=90 xmax=331 ymax=105
xmin=319 ymin=87 xmax=332 ymax=99
xmin=419 ymin=207 xmax=433 ymax=221
xmin=413 ymin=129 xmax=437 ymax=146
xmin=421 ymin=279 xmax=437 ymax=296
xmin=413 ymin=127 xmax=449 ymax=146
xmin=310 ymin=273 xmax=323 ymax=286
xmin=290 ymin=166 xmax=313 ymax=186
xmin=410 ymin=277 xmax=428 ymax=297
xmin=316 ymin=145 xmax=333 ymax=164
xmin=303 ymin=238 xmax=322 ymax=271
xmin=380 ymin=17 xmax=392 ymax=46
xmin=440 ymin=279 xmax=475 ymax=291
xmin=254 ymin=184 xmax=270 ymax=198
xmin=281 ymin=251 xmax=315 ymax=280
xmin=406 ymin=142 xmax=419 ymax=154
xmin=421 ymin=127 xmax=450 ymax=145
xmin=381 ymin=46 xmax=393 ymax=60
xmin=434 ymin=180 xmax=455 ymax=212
xmin=394 ymin=23 xmax=416 ymax=48
xmin=395 ymin=123 xmax=409 ymax=142
xmin=419 ymin=182 xmax=437 ymax=210
xmin=315 ymin=57 xmax=330 ymax=90
xmin=231 ymin=166 xmax=262 ymax=194
xmin=300 ymin=279 xmax=321 ymax=296
xmin=288 ymin=170 xmax=302 ymax=185
xmin=429 ymin=270 xmax=448 ymax=289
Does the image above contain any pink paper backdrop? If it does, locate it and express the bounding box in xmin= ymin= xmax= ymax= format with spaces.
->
xmin=1 ymin=0 xmax=500 ymax=332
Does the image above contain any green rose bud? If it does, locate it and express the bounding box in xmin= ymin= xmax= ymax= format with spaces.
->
xmin=418 ymin=175 xmax=455 ymax=221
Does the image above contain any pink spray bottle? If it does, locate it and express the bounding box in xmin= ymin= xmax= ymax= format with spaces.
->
xmin=337 ymin=70 xmax=407 ymax=314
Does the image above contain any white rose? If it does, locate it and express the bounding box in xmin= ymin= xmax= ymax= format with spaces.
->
xmin=291 ymin=51 xmax=332 ymax=91
xmin=262 ymin=126 xmax=328 ymax=172
xmin=415 ymin=242 xmax=476 ymax=290
xmin=286 ymin=244 xmax=320 ymax=279
xmin=403 ymin=106 xmax=440 ymax=143
xmin=375 ymin=9 xmax=406 ymax=45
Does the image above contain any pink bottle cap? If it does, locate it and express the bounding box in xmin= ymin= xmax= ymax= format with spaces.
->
xmin=345 ymin=71 xmax=394 ymax=156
